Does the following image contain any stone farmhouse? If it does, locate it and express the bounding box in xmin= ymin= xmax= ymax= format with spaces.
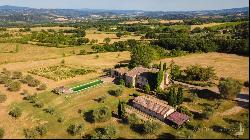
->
xmin=132 ymin=95 xmax=190 ymax=127
xmin=110 ymin=66 xmax=170 ymax=90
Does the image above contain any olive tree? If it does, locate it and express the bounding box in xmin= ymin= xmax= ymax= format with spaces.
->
xmin=92 ymin=106 xmax=111 ymax=122
xmin=218 ymin=77 xmax=242 ymax=100
xmin=67 ymin=124 xmax=84 ymax=136
xmin=9 ymin=107 xmax=22 ymax=118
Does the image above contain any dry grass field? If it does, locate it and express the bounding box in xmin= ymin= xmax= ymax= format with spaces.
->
xmin=158 ymin=52 xmax=249 ymax=82
xmin=85 ymin=29 xmax=141 ymax=44
xmin=0 ymin=43 xmax=92 ymax=64
xmin=191 ymin=23 xmax=224 ymax=30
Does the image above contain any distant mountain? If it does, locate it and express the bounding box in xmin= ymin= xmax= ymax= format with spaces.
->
xmin=0 ymin=5 xmax=30 ymax=10
xmin=0 ymin=5 xmax=248 ymax=22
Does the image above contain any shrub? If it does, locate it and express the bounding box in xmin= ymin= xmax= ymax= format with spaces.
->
xmin=92 ymin=106 xmax=112 ymax=122
xmin=185 ymin=121 xmax=203 ymax=132
xmin=118 ymin=79 xmax=125 ymax=86
xmin=43 ymin=107 xmax=55 ymax=115
xmin=131 ymin=92 xmax=140 ymax=97
xmin=12 ymin=71 xmax=23 ymax=79
xmin=9 ymin=107 xmax=22 ymax=118
xmin=37 ymin=84 xmax=47 ymax=90
xmin=201 ymin=105 xmax=214 ymax=120
xmin=57 ymin=117 xmax=65 ymax=123
xmin=0 ymin=75 xmax=12 ymax=85
xmin=35 ymin=125 xmax=48 ymax=136
xmin=91 ymin=125 xmax=117 ymax=139
xmin=143 ymin=120 xmax=161 ymax=134
xmin=23 ymin=128 xmax=38 ymax=139
xmin=24 ymin=94 xmax=38 ymax=103
xmin=67 ymin=124 xmax=84 ymax=136
xmin=127 ymin=113 xmax=140 ymax=125
xmin=108 ymin=88 xmax=123 ymax=97
xmin=34 ymin=101 xmax=44 ymax=108
xmin=61 ymin=59 xmax=65 ymax=65
xmin=218 ymin=77 xmax=242 ymax=100
xmin=0 ymin=94 xmax=7 ymax=103
xmin=79 ymin=49 xmax=87 ymax=55
xmin=0 ymin=128 xmax=4 ymax=139
xmin=28 ymin=79 xmax=40 ymax=87
xmin=8 ymin=81 xmax=21 ymax=91
xmin=127 ymin=83 xmax=133 ymax=88
xmin=95 ymin=96 xmax=106 ymax=103
xmin=21 ymin=75 xmax=34 ymax=84
xmin=1 ymin=68 xmax=11 ymax=77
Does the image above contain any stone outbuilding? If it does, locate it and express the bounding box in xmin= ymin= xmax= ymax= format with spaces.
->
xmin=110 ymin=66 xmax=170 ymax=90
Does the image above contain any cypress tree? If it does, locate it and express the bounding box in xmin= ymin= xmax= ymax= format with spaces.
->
xmin=118 ymin=101 xmax=126 ymax=119
xmin=177 ymin=87 xmax=184 ymax=105
xmin=159 ymin=62 xmax=162 ymax=70
xmin=163 ymin=63 xmax=167 ymax=71
xmin=168 ymin=87 xmax=177 ymax=107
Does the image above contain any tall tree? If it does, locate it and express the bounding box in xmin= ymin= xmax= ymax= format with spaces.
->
xmin=176 ymin=87 xmax=184 ymax=105
xmin=168 ymin=87 xmax=177 ymax=107
xmin=129 ymin=45 xmax=157 ymax=68
xmin=163 ymin=63 xmax=167 ymax=71
xmin=159 ymin=61 xmax=162 ymax=70
xmin=118 ymin=101 xmax=126 ymax=119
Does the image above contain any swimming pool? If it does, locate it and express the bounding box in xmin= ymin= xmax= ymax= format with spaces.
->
xmin=70 ymin=79 xmax=104 ymax=93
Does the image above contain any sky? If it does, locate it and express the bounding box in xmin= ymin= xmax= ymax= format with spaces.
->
xmin=0 ymin=0 xmax=249 ymax=11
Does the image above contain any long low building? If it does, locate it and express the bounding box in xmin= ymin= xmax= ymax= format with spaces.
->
xmin=132 ymin=95 xmax=175 ymax=121
xmin=132 ymin=95 xmax=190 ymax=127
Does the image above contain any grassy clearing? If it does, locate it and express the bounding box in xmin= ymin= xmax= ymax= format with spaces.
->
xmin=159 ymin=52 xmax=249 ymax=82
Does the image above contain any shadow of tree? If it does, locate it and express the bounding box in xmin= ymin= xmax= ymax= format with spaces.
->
xmin=83 ymin=110 xmax=94 ymax=123
xmin=190 ymin=89 xmax=221 ymax=100
xmin=237 ymin=101 xmax=249 ymax=109
xmin=157 ymin=132 xmax=177 ymax=139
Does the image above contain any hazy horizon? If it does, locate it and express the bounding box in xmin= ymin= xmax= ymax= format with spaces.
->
xmin=0 ymin=0 xmax=249 ymax=11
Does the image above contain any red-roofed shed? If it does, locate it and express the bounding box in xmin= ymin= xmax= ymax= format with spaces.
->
xmin=166 ymin=111 xmax=190 ymax=127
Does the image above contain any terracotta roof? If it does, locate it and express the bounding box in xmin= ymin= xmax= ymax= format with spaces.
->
xmin=166 ymin=111 xmax=190 ymax=126
xmin=126 ymin=66 xmax=158 ymax=77
xmin=133 ymin=96 xmax=174 ymax=117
